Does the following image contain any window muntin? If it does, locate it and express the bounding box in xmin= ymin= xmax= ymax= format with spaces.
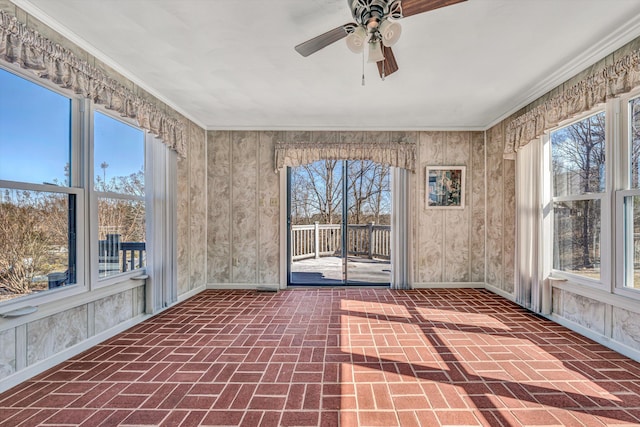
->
xmin=93 ymin=111 xmax=146 ymax=279
xmin=0 ymin=68 xmax=71 ymax=186
xmin=550 ymin=112 xmax=606 ymax=281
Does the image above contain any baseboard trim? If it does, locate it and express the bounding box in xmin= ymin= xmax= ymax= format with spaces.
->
xmin=177 ymin=285 xmax=206 ymax=302
xmin=412 ymin=282 xmax=485 ymax=289
xmin=206 ymin=283 xmax=280 ymax=291
xmin=548 ymin=313 xmax=640 ymax=363
xmin=0 ymin=313 xmax=152 ymax=394
xmin=484 ymin=283 xmax=516 ymax=302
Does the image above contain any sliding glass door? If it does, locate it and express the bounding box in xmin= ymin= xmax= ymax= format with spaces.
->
xmin=288 ymin=159 xmax=391 ymax=286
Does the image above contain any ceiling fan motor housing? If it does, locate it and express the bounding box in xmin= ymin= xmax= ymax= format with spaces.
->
xmin=348 ymin=0 xmax=403 ymax=30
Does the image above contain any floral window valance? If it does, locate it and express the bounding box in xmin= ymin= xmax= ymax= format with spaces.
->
xmin=0 ymin=10 xmax=186 ymax=157
xmin=505 ymin=48 xmax=640 ymax=159
xmin=274 ymin=140 xmax=417 ymax=172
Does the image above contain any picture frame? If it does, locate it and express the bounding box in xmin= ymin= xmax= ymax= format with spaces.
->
xmin=426 ymin=166 xmax=465 ymax=209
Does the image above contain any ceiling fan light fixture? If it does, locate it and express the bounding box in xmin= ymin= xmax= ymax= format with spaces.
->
xmin=345 ymin=26 xmax=368 ymax=53
xmin=367 ymin=39 xmax=384 ymax=63
xmin=378 ymin=19 xmax=402 ymax=47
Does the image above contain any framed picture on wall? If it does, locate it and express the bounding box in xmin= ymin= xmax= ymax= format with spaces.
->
xmin=426 ymin=166 xmax=465 ymax=209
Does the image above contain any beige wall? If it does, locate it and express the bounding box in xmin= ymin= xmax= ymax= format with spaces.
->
xmin=0 ymin=283 xmax=146 ymax=388
xmin=206 ymin=130 xmax=486 ymax=287
xmin=413 ymin=131 xmax=486 ymax=285
xmin=207 ymin=131 xmax=282 ymax=286
xmin=177 ymin=122 xmax=208 ymax=296
xmin=485 ymin=122 xmax=516 ymax=295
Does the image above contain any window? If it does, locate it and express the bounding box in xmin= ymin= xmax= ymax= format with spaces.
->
xmin=93 ymin=111 xmax=146 ymax=279
xmin=0 ymin=67 xmax=80 ymax=304
xmin=0 ymin=64 xmax=175 ymax=314
xmin=620 ymin=95 xmax=640 ymax=290
xmin=550 ymin=111 xmax=606 ymax=282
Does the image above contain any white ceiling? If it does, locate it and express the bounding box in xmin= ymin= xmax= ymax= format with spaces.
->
xmin=13 ymin=0 xmax=640 ymax=130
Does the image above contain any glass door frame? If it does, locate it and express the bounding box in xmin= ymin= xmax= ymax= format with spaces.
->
xmin=286 ymin=160 xmax=391 ymax=287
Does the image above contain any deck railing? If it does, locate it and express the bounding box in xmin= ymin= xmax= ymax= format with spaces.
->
xmin=48 ymin=236 xmax=145 ymax=288
xmin=291 ymin=223 xmax=390 ymax=261
xmin=98 ymin=234 xmax=146 ymax=275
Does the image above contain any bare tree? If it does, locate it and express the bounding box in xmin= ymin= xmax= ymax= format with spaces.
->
xmin=290 ymin=160 xmax=391 ymax=225
xmin=347 ymin=160 xmax=390 ymax=225
xmin=0 ymin=166 xmax=146 ymax=299
xmin=97 ymin=169 xmax=145 ymax=242
xmin=0 ymin=191 xmax=62 ymax=295
xmin=291 ymin=160 xmax=342 ymax=225
xmin=552 ymin=113 xmax=605 ymax=271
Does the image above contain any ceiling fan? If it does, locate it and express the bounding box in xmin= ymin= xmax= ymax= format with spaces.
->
xmin=295 ymin=0 xmax=467 ymax=79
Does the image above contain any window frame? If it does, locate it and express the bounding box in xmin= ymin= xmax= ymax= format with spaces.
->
xmin=615 ymin=89 xmax=640 ymax=298
xmin=0 ymin=65 xmax=88 ymax=312
xmin=547 ymin=107 xmax=613 ymax=291
xmin=89 ymin=107 xmax=148 ymax=289
xmin=0 ymin=61 xmax=175 ymax=319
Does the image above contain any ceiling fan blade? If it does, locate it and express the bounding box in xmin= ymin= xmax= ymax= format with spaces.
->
xmin=401 ymin=0 xmax=467 ymax=18
xmin=295 ymin=23 xmax=354 ymax=57
xmin=377 ymin=46 xmax=399 ymax=78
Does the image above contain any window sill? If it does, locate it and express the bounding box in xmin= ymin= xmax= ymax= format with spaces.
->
xmin=94 ymin=268 xmax=146 ymax=289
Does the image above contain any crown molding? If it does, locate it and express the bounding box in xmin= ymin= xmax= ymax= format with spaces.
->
xmin=484 ymin=12 xmax=640 ymax=130
xmin=203 ymin=124 xmax=486 ymax=132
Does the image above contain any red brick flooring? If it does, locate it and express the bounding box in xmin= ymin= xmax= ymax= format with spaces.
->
xmin=2 ymin=288 xmax=640 ymax=426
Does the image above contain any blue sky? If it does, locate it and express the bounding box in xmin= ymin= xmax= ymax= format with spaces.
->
xmin=93 ymin=111 xmax=144 ymax=188
xmin=0 ymin=68 xmax=144 ymax=187
xmin=0 ymin=68 xmax=70 ymax=185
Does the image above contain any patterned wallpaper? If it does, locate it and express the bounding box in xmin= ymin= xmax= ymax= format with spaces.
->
xmin=413 ymin=131 xmax=486 ymax=284
xmin=207 ymin=131 xmax=280 ymax=285
xmin=485 ymin=122 xmax=516 ymax=295
xmin=177 ymin=122 xmax=208 ymax=296
xmin=205 ymin=130 xmax=489 ymax=287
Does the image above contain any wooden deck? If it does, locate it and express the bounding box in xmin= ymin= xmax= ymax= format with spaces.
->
xmin=290 ymin=256 xmax=391 ymax=285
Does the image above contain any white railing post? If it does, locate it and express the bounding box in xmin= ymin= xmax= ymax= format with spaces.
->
xmin=368 ymin=222 xmax=374 ymax=259
xmin=314 ymin=221 xmax=320 ymax=259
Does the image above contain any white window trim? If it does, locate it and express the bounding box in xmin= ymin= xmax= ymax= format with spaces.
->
xmin=547 ymin=108 xmax=612 ymax=291
xmin=614 ymin=89 xmax=640 ymax=299
xmin=0 ymin=78 xmax=87 ymax=315
xmin=0 ymin=61 xmax=177 ymax=320
xmin=89 ymin=107 xmax=148 ymax=289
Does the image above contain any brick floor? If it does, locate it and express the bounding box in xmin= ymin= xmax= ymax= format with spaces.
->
xmin=1 ymin=288 xmax=640 ymax=426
